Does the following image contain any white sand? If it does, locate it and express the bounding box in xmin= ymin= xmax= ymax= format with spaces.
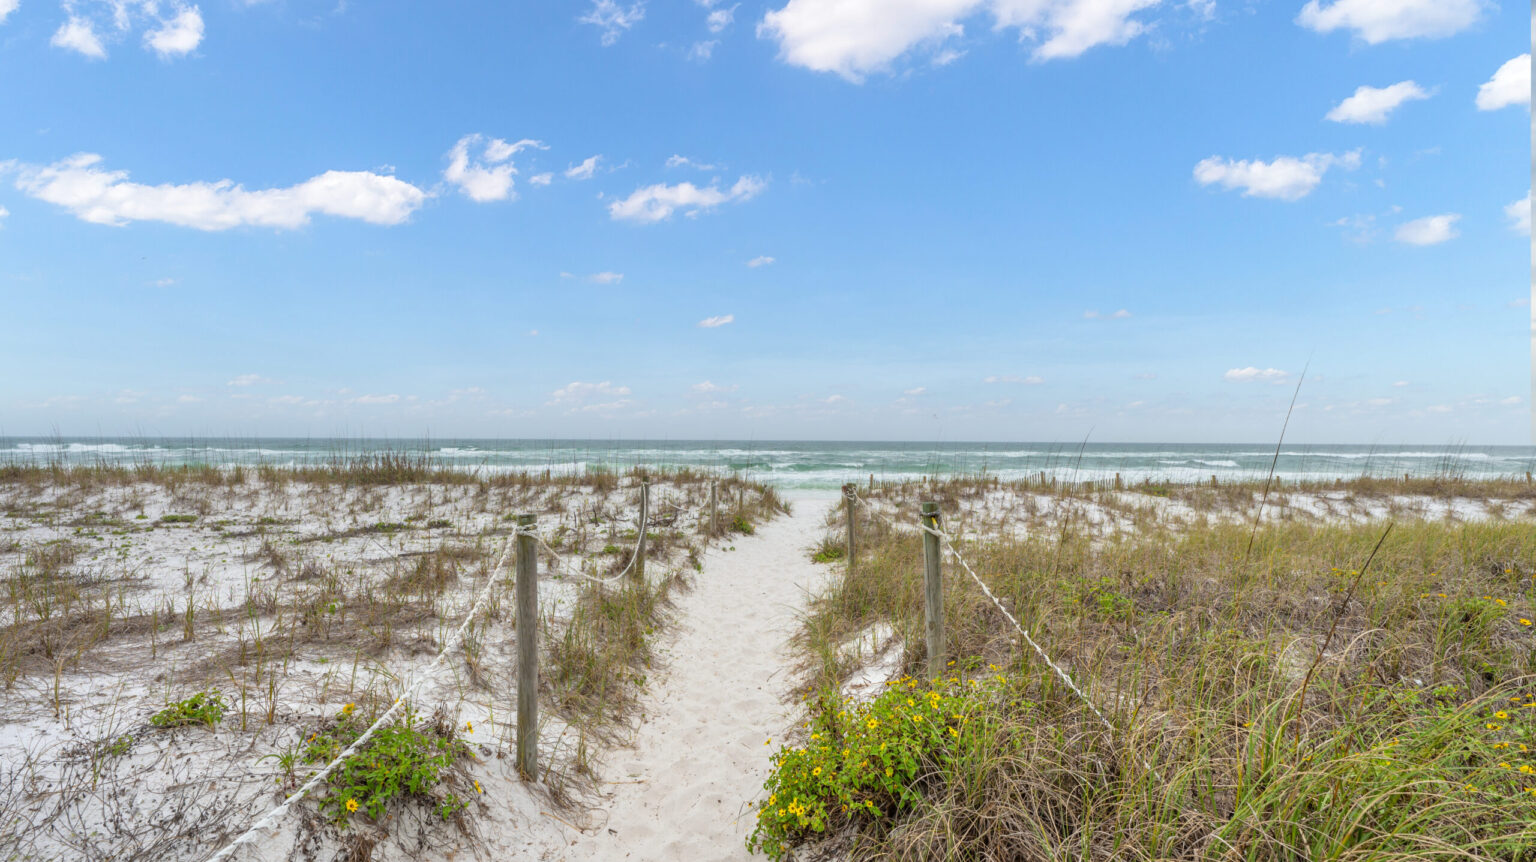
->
xmin=548 ymin=496 xmax=832 ymax=861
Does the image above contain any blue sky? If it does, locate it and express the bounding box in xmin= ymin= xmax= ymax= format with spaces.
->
xmin=0 ymin=0 xmax=1529 ymax=443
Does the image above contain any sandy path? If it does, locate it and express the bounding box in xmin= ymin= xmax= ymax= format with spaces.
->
xmin=553 ymin=497 xmax=830 ymax=861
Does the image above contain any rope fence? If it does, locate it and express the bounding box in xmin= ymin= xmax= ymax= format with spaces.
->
xmin=202 ymin=475 xmax=729 ymax=861
xmin=843 ymin=486 xmax=1156 ymax=775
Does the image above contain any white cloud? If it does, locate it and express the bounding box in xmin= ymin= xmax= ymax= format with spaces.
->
xmin=1223 ymin=367 xmax=1289 ymax=383
xmin=992 ymin=0 xmax=1160 ymax=61
xmin=548 ymin=381 xmax=632 ymax=404
xmin=10 ymin=152 xmax=428 ymax=230
xmin=758 ymin=0 xmax=976 ymax=82
xmin=666 ymin=154 xmax=718 ymax=170
xmin=352 ymin=393 xmax=400 ymax=405
xmin=588 ymin=271 xmax=624 ymax=284
xmin=1193 ymin=150 xmax=1360 ymax=201
xmin=688 ymin=39 xmax=718 ymax=61
xmin=1084 ymin=308 xmax=1130 ymax=319
xmin=1296 ymin=0 xmax=1486 ymax=44
xmin=176 ymin=394 xmax=201 ymax=403
xmin=1505 ymin=190 xmax=1530 ymax=234
xmin=1392 ymin=380 xmax=1409 ymax=386
xmin=1425 ymin=404 xmax=1452 ymax=414
xmin=226 ymin=374 xmax=273 ymax=386
xmin=903 ymin=386 xmax=926 ymax=395
xmin=1476 ymin=54 xmax=1531 ymax=111
xmin=691 ymin=380 xmax=739 ymax=393
xmin=984 ymin=374 xmax=1043 ymax=384
xmin=1394 ymin=213 xmax=1460 ymax=245
xmin=758 ymin=0 xmax=1159 ymax=82
xmin=144 ymin=5 xmax=203 ymax=58
xmin=1325 ymin=80 xmax=1429 ymax=124
xmin=565 ymin=155 xmax=602 ymax=181
xmin=53 ymin=16 xmax=106 ymax=58
xmin=698 ymin=314 xmax=734 ymax=327
xmin=0 ymin=0 xmax=17 ymax=25
xmin=529 ymin=172 xmax=553 ymax=186
xmin=150 ymin=277 xmax=175 ymax=286
xmin=0 ymin=204 xmax=7 ymax=225
xmin=579 ymin=0 xmax=644 ymax=45
xmin=443 ymin=134 xmax=543 ymax=203
xmin=608 ymin=175 xmax=765 ymax=222
xmin=707 ymin=4 xmax=736 ymax=31
xmin=1500 ymin=395 xmax=1522 ymax=406
xmin=746 ymin=255 xmax=775 ymax=267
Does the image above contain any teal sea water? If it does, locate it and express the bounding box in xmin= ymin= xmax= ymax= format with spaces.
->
xmin=4 ymin=438 xmax=1533 ymax=490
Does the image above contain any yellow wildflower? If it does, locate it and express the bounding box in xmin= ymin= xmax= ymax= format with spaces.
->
xmin=345 ymin=798 xmax=359 ymax=812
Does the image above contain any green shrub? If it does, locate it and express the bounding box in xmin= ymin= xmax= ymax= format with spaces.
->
xmin=749 ymin=674 xmax=1008 ymax=859
xmin=150 ymin=691 xmax=226 ymax=729
xmin=732 ymin=515 xmax=755 ymax=535
xmin=159 ymin=514 xmax=197 ymax=524
xmin=300 ymin=705 xmax=473 ymax=827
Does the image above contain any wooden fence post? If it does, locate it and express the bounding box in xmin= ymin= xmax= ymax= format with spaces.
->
xmin=842 ymin=484 xmax=857 ymax=571
xmin=515 ymin=513 xmax=538 ymax=780
xmin=634 ymin=479 xmax=649 ymax=583
xmin=920 ymin=501 xmax=945 ymax=681
xmin=708 ymin=480 xmax=718 ymax=537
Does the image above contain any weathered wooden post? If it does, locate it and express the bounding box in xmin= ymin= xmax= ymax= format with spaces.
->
xmin=515 ymin=513 xmax=538 ymax=780
xmin=920 ymin=502 xmax=945 ymax=680
xmin=708 ymin=480 xmax=718 ymax=537
xmin=1114 ymin=473 xmax=1123 ymax=490
xmin=842 ymin=484 xmax=857 ymax=571
xmin=634 ymin=479 xmax=649 ymax=583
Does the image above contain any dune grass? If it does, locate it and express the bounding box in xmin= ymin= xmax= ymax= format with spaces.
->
xmin=766 ymin=479 xmax=1536 ymax=860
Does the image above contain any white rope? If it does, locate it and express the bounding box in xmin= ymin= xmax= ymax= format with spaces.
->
xmin=912 ymin=519 xmax=1157 ymax=775
xmin=537 ymin=482 xmax=653 ymax=587
xmin=204 ymin=530 xmax=519 ymax=862
xmin=850 ymin=488 xmax=1153 ymax=774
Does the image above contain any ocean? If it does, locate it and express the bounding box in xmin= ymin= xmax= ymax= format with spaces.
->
xmin=3 ymin=437 xmax=1533 ymax=490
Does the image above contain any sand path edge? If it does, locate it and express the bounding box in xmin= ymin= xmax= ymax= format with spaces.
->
xmin=551 ymin=496 xmax=832 ymax=861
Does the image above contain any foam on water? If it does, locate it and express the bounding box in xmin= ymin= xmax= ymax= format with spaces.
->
xmin=2 ymin=438 xmax=1531 ymax=490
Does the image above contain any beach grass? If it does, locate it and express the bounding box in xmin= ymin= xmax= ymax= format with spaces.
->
xmin=765 ymin=477 xmax=1536 ymax=860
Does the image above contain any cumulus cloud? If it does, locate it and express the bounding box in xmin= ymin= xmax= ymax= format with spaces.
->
xmin=666 ymin=154 xmax=718 ymax=170
xmin=529 ymin=172 xmax=553 ymax=186
xmin=443 ymin=134 xmax=543 ymax=203
xmin=9 ymin=153 xmax=427 ymax=230
xmin=1506 ymin=190 xmax=1530 ymax=234
xmin=1223 ymin=367 xmax=1289 ymax=383
xmin=52 ymin=16 xmax=106 ymax=57
xmin=1295 ymin=0 xmax=1486 ymax=44
xmin=707 ymin=4 xmax=736 ymax=31
xmin=1084 ymin=309 xmax=1130 ymax=319
xmin=351 ymin=393 xmax=400 ymax=405
xmin=1394 ymin=213 xmax=1460 ymax=245
xmin=984 ymin=374 xmax=1043 ymax=384
xmin=688 ymin=40 xmax=718 ymax=61
xmin=758 ymin=0 xmax=1160 ymax=82
xmin=565 ymin=155 xmax=602 ymax=181
xmin=0 ymin=0 xmax=17 ymax=25
xmin=1193 ymin=150 xmax=1360 ymax=201
xmin=1325 ymin=80 xmax=1429 ymax=124
xmin=903 ymin=386 xmax=926 ymax=395
xmin=579 ymin=0 xmax=644 ymax=45
xmin=691 ymin=380 xmax=739 ymax=393
xmin=608 ymin=175 xmax=766 ymax=222
xmin=697 ymin=314 xmax=734 ymax=327
xmin=1476 ymin=54 xmax=1531 ymax=111
xmin=548 ymin=381 xmax=631 ymax=405
xmin=0 ymin=204 xmax=7 ymax=226
xmin=144 ymin=5 xmax=203 ymax=58
xmin=226 ymin=374 xmax=274 ymax=386
xmin=588 ymin=271 xmax=624 ymax=284
xmin=746 ymin=255 xmax=775 ymax=267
